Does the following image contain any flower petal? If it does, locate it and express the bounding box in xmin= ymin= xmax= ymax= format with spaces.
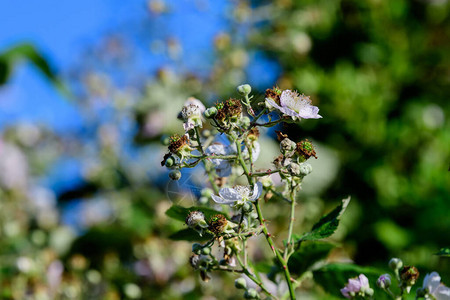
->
xmin=211 ymin=194 xmax=236 ymax=205
xmin=298 ymin=105 xmax=322 ymax=119
xmin=219 ymin=188 xmax=243 ymax=202
xmin=249 ymin=182 xmax=263 ymax=201
xmin=435 ymin=285 xmax=450 ymax=300
xmin=265 ymin=98 xmax=283 ymax=111
xmin=425 ymin=272 xmax=442 ymax=294
xmin=358 ymin=274 xmax=369 ymax=289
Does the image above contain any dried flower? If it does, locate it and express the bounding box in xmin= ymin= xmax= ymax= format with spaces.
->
xmin=400 ymin=266 xmax=420 ymax=287
xmin=265 ymin=89 xmax=322 ymax=121
xmin=296 ymin=139 xmax=317 ymax=160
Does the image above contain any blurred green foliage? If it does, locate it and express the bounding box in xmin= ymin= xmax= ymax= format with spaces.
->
xmin=0 ymin=0 xmax=449 ymax=299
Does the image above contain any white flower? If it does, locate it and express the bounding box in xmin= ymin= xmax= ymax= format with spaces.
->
xmin=205 ymin=143 xmax=235 ymax=177
xmin=265 ymin=90 xmax=322 ymax=121
xmin=212 ymin=182 xmax=263 ymax=207
xmin=421 ymin=272 xmax=450 ymax=300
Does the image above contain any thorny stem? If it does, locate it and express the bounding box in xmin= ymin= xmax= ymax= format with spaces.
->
xmin=249 ymin=169 xmax=281 ymax=177
xmin=254 ymin=199 xmax=296 ymax=300
xmin=235 ymin=136 xmax=297 ymax=300
xmin=236 ymin=255 xmax=278 ymax=300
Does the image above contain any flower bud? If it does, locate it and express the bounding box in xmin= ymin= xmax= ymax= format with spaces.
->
xmin=204 ymin=107 xmax=218 ymax=118
xmin=244 ymin=288 xmax=259 ymax=299
xmin=242 ymin=202 xmax=253 ymax=213
xmin=280 ymin=138 xmax=297 ymax=157
xmin=201 ymin=188 xmax=213 ymax=198
xmin=164 ymin=156 xmax=175 ymax=167
xmin=169 ymin=170 xmax=181 ymax=180
xmin=237 ymin=84 xmax=252 ymax=96
xmin=161 ymin=135 xmax=170 ymax=145
xmin=198 ymin=196 xmax=208 ymax=205
xmin=201 ymin=247 xmax=211 ymax=255
xmin=389 ymin=258 xmax=403 ymax=271
xmin=377 ymin=274 xmax=392 ymax=289
xmin=235 ymin=277 xmax=247 ymax=289
xmin=299 ymin=163 xmax=312 ymax=176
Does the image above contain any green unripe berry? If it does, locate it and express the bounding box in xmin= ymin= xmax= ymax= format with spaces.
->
xmin=201 ymin=247 xmax=211 ymax=255
xmin=169 ymin=170 xmax=182 ymax=180
xmin=237 ymin=84 xmax=252 ymax=95
xmin=164 ymin=156 xmax=175 ymax=167
xmin=234 ymin=277 xmax=247 ymax=290
xmin=161 ymin=135 xmax=170 ymax=146
xmin=204 ymin=107 xmax=218 ymax=118
xmin=244 ymin=288 xmax=259 ymax=299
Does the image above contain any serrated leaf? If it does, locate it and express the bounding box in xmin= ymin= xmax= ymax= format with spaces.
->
xmin=295 ymin=197 xmax=350 ymax=243
xmin=288 ymin=241 xmax=336 ymax=276
xmin=168 ymin=228 xmax=213 ymax=241
xmin=313 ymin=263 xmax=389 ymax=299
xmin=435 ymin=247 xmax=450 ymax=257
xmin=165 ymin=205 xmax=228 ymax=223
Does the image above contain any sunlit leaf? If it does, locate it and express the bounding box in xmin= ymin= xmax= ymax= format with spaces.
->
xmin=294 ymin=197 xmax=350 ymax=243
xmin=288 ymin=241 xmax=336 ymax=276
xmin=435 ymin=247 xmax=450 ymax=257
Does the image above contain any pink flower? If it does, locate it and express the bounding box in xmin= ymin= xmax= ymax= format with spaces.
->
xmin=341 ymin=274 xmax=372 ymax=299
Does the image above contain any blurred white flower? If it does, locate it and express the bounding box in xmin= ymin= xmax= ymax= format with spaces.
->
xmin=212 ymin=182 xmax=263 ymax=207
xmin=421 ymin=272 xmax=450 ymax=300
xmin=205 ymin=143 xmax=235 ymax=177
xmin=0 ymin=140 xmax=29 ymax=190
xmin=265 ymin=90 xmax=322 ymax=121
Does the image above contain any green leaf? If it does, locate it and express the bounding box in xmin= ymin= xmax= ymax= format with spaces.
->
xmin=0 ymin=43 xmax=69 ymax=97
xmin=165 ymin=205 xmax=228 ymax=223
xmin=288 ymin=241 xmax=336 ymax=276
xmin=294 ymin=197 xmax=350 ymax=243
xmin=435 ymin=247 xmax=450 ymax=257
xmin=168 ymin=228 xmax=213 ymax=241
xmin=313 ymin=263 xmax=389 ymax=299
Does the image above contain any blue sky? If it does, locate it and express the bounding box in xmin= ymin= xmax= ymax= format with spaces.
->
xmin=0 ymin=0 xmax=233 ymax=131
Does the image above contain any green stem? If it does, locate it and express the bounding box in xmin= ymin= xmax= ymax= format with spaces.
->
xmin=236 ymin=255 xmax=278 ymax=300
xmin=235 ymin=139 xmax=253 ymax=184
xmin=254 ymin=200 xmax=296 ymax=300
xmin=284 ymin=189 xmax=296 ymax=260
xmin=234 ymin=135 xmax=296 ymax=300
xmin=249 ymin=169 xmax=281 ymax=177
